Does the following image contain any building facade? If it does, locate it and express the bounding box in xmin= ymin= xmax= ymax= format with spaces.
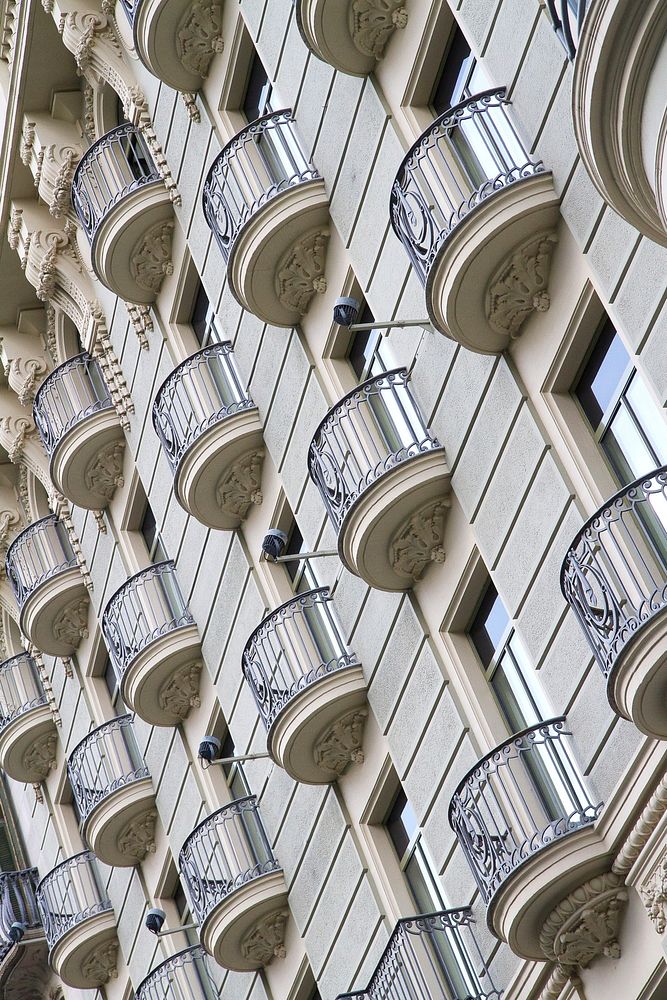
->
xmin=0 ymin=0 xmax=665 ymax=998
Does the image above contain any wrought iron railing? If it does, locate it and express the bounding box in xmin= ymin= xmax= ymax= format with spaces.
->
xmin=203 ymin=109 xmax=319 ymax=262
xmin=36 ymin=851 xmax=112 ymax=949
xmin=135 ymin=946 xmax=219 ymax=1000
xmin=72 ymin=124 xmax=160 ymax=242
xmin=561 ymin=467 xmax=667 ymax=682
xmin=390 ymin=88 xmax=542 ymax=286
xmin=0 ymin=868 xmax=41 ymax=960
xmin=118 ymin=0 xmax=138 ymax=24
xmin=335 ymin=909 xmax=503 ymax=1000
xmin=449 ymin=718 xmax=602 ymax=905
xmin=309 ymin=368 xmax=443 ymax=533
xmin=101 ymin=561 xmax=194 ymax=679
xmin=152 ymin=343 xmax=256 ymax=474
xmin=179 ymin=796 xmax=280 ymax=925
xmin=67 ymin=715 xmax=150 ymax=826
xmin=5 ymin=515 xmax=77 ymax=610
xmin=545 ymin=0 xmax=588 ymax=59
xmin=0 ymin=653 xmax=48 ymax=730
xmin=243 ymin=588 xmax=359 ymax=731
xmin=33 ymin=353 xmax=113 ymax=458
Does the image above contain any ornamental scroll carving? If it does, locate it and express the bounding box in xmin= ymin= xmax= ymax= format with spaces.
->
xmin=315 ymin=708 xmax=367 ymax=775
xmin=130 ymin=221 xmax=175 ymax=295
xmin=241 ymin=909 xmax=288 ymax=964
xmin=158 ymin=661 xmax=202 ymax=720
xmin=22 ymin=732 xmax=58 ymax=782
xmin=0 ymin=415 xmax=37 ymax=463
xmin=117 ymin=809 xmax=157 ymax=861
xmin=275 ymin=229 xmax=329 ymax=316
xmin=80 ymin=939 xmax=118 ymax=985
xmin=52 ymin=598 xmax=89 ymax=650
xmin=539 ymin=872 xmax=628 ymax=975
xmin=640 ymin=851 xmax=667 ymax=933
xmin=349 ymin=0 xmax=408 ymax=59
xmin=216 ymin=450 xmax=264 ymax=519
xmin=486 ymin=231 xmax=558 ymax=339
xmin=389 ymin=497 xmax=450 ymax=581
xmin=84 ymin=440 xmax=125 ymax=503
xmin=176 ymin=0 xmax=224 ymax=78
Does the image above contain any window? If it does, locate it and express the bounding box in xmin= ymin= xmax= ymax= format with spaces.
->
xmin=191 ymin=282 xmax=223 ymax=347
xmin=347 ymin=302 xmax=390 ymax=382
xmin=468 ymin=581 xmax=547 ymax=735
xmin=430 ymin=26 xmax=479 ymax=115
xmin=220 ymin=732 xmax=250 ymax=800
xmin=283 ymin=521 xmax=319 ymax=595
xmin=174 ymin=879 xmax=198 ymax=946
xmin=104 ymin=656 xmax=125 ymax=714
xmin=574 ymin=317 xmax=667 ymax=485
xmin=243 ymin=53 xmax=273 ymax=121
xmin=140 ymin=501 xmax=167 ymax=563
xmin=385 ymin=786 xmax=444 ymax=914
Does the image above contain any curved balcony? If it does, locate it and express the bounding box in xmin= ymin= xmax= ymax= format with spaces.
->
xmin=390 ymin=88 xmax=559 ymax=354
xmin=152 ymin=344 xmax=264 ymax=530
xmin=72 ymin=124 xmax=174 ymax=304
xmin=36 ymin=852 xmax=118 ymax=989
xmin=562 ymin=466 xmax=667 ymax=739
xmin=449 ymin=718 xmax=606 ymax=959
xmin=33 ymin=353 xmax=125 ymax=511
xmin=203 ymin=109 xmax=329 ymax=327
xmin=5 ymin=515 xmax=89 ymax=657
xmin=308 ymin=369 xmax=450 ymax=591
xmin=296 ymin=0 xmax=407 ymax=76
xmin=136 ymin=946 xmax=219 ymax=1000
xmin=335 ymin=908 xmax=503 ymax=1000
xmin=68 ymin=715 xmax=156 ymax=867
xmin=101 ymin=560 xmax=201 ymax=727
xmin=573 ymin=0 xmax=667 ymax=246
xmin=243 ymin=588 xmax=366 ymax=784
xmin=0 ymin=653 xmax=58 ymax=784
xmin=0 ymin=869 xmax=44 ymax=981
xmin=179 ymin=796 xmax=289 ymax=971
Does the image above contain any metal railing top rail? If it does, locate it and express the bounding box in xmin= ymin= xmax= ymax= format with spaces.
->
xmin=135 ymin=946 xmax=217 ymax=1000
xmin=36 ymin=850 xmax=112 ymax=949
xmin=448 ymin=717 xmax=602 ymax=905
xmin=334 ymin=908 xmax=503 ymax=1000
xmin=71 ymin=123 xmax=161 ymax=242
xmin=390 ymin=88 xmax=542 ymax=287
xmin=560 ymin=465 xmax=667 ymax=681
xmin=151 ymin=342 xmax=257 ymax=474
xmin=545 ymin=0 xmax=588 ymax=59
xmin=33 ymin=352 xmax=113 ymax=458
xmin=203 ymin=108 xmax=320 ymax=264
xmin=5 ymin=515 xmax=77 ymax=609
xmin=0 ymin=652 xmax=47 ymax=729
xmin=67 ymin=714 xmax=150 ymax=826
xmin=242 ymin=587 xmax=359 ymax=731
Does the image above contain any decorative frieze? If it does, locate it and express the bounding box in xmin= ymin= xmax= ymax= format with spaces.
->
xmin=84 ymin=441 xmax=125 ymax=503
xmin=52 ymin=598 xmax=89 ymax=650
xmin=216 ymin=451 xmax=264 ymax=519
xmin=486 ymin=231 xmax=558 ymax=339
xmin=117 ymin=809 xmax=157 ymax=861
xmin=315 ymin=708 xmax=367 ymax=775
xmin=130 ymin=220 xmax=175 ymax=294
xmin=349 ymin=0 xmax=408 ymax=59
xmin=389 ymin=498 xmax=449 ymax=581
xmin=275 ymin=229 xmax=329 ymax=316
xmin=540 ymin=872 xmax=628 ymax=976
xmin=176 ymin=0 xmax=224 ymax=78
xmin=240 ymin=908 xmax=288 ymax=965
xmin=157 ymin=661 xmax=202 ymax=720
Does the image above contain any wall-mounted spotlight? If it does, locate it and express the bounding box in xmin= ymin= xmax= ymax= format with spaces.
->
xmin=333 ymin=297 xmax=432 ymax=333
xmin=260 ymin=528 xmax=337 ymax=564
xmin=197 ymin=735 xmax=271 ymax=769
xmin=145 ymin=908 xmax=199 ymax=937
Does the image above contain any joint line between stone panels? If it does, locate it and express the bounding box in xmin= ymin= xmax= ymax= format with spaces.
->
xmin=447 ymin=354 xmax=501 ymax=485
xmin=486 ymin=444 xmax=553 ymax=574
xmin=209 ymin=568 xmax=253 ymax=685
xmin=361 ymin=595 xmax=410 ymax=690
xmin=576 ymin=706 xmax=626 ymax=780
xmin=606 ymin=229 xmax=647 ymax=305
xmin=295 ymin=802 xmax=349 ymax=929
xmin=530 ymin=56 xmax=570 ymax=152
xmin=505 ymin=6 xmax=563 ymax=104
xmin=393 ymin=679 xmax=449 ymax=787
xmin=343 ymin=116 xmax=393 ymax=255
xmin=266 ymin=2 xmax=295 ymax=95
xmin=251 ymin=327 xmax=295 ymax=442
xmin=376 ymin=632 xmax=429 ymax=737
xmin=277 ymin=364 xmax=317 ymax=479
xmin=311 ymin=867 xmax=369 ymax=980
xmin=319 ymin=79 xmax=367 ymax=197
xmin=469 ymin=1 xmax=504 ymax=59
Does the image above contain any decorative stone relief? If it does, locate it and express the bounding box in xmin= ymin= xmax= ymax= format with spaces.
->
xmin=5 ymin=357 xmax=50 ymax=406
xmin=84 ymin=440 xmax=125 ymax=504
xmin=0 ymin=0 xmax=17 ymax=66
xmin=130 ymin=220 xmax=175 ymax=295
xmin=20 ymin=120 xmax=36 ymax=166
xmin=275 ymin=229 xmax=329 ymax=316
xmin=486 ymin=231 xmax=558 ymax=339
xmin=66 ymin=12 xmax=123 ymax=74
xmin=80 ymin=939 xmax=118 ymax=985
xmin=315 ymin=708 xmax=368 ymax=775
xmin=640 ymin=851 xmax=667 ymax=933
xmin=540 ymin=872 xmax=628 ymax=975
xmin=0 ymin=507 xmax=20 ymax=565
xmin=49 ymin=147 xmax=80 ymax=218
xmin=389 ymin=498 xmax=450 ymax=581
xmin=117 ymin=809 xmax=157 ymax=861
xmin=176 ymin=0 xmax=223 ymax=78
xmin=125 ymin=303 xmax=152 ymax=350
xmin=158 ymin=661 xmax=202 ymax=720
xmin=349 ymin=0 xmax=408 ymax=59
xmin=216 ymin=450 xmax=264 ymax=519
xmin=180 ymin=91 xmax=201 ymax=122
xmin=52 ymin=598 xmax=89 ymax=650
xmin=241 ymin=909 xmax=288 ymax=965
xmin=0 ymin=415 xmax=37 ymax=463
xmin=7 ymin=206 xmax=22 ymax=250
xmin=82 ymin=82 xmax=96 ymax=141
xmin=22 ymin=732 xmax=57 ymax=782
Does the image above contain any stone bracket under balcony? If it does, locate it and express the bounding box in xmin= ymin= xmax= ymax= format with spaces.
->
xmin=50 ymin=908 xmax=118 ymax=989
xmin=296 ymin=0 xmax=408 ymax=76
xmin=0 ymin=704 xmax=58 ymax=785
xmin=84 ymin=777 xmax=156 ymax=867
xmin=202 ymin=870 xmax=289 ymax=971
xmin=132 ymin=0 xmax=224 ymax=93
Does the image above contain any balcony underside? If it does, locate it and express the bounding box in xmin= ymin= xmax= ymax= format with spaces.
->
xmin=83 ymin=777 xmax=156 ymax=868
xmin=50 ymin=408 xmax=125 ymax=511
xmin=201 ymin=869 xmax=289 ymax=972
xmin=297 ymin=0 xmax=406 ymax=76
xmin=608 ymin=609 xmax=667 ymax=739
xmin=120 ymin=622 xmax=202 ymax=726
xmin=133 ymin=0 xmax=223 ymax=93
xmin=0 ymin=704 xmax=57 ymax=784
xmin=49 ymin=908 xmax=118 ymax=989
xmin=20 ymin=568 xmax=89 ymax=658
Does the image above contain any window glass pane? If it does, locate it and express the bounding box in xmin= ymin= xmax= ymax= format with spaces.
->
xmin=602 ymin=403 xmax=659 ymax=483
xmin=575 ymin=320 xmax=630 ymax=431
xmin=625 ymin=375 xmax=667 ymax=466
xmin=431 ymin=27 xmax=475 ymax=114
xmin=191 ymin=282 xmax=223 ymax=348
xmin=385 ymin=788 xmax=417 ymax=862
xmin=469 ymin=583 xmax=509 ymax=669
xmin=243 ymin=54 xmax=272 ymax=120
xmin=347 ymin=303 xmax=385 ymax=381
xmin=491 ymin=638 xmax=542 ymax=733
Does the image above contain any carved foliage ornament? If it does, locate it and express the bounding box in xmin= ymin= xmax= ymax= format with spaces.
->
xmin=539 ymin=871 xmax=628 ymax=973
xmin=315 ymin=708 xmax=367 ymax=775
xmin=84 ymin=440 xmax=125 ymax=503
xmin=176 ymin=0 xmax=224 ymax=78
xmin=130 ymin=221 xmax=175 ymax=295
xmin=117 ymin=809 xmax=157 ymax=861
xmin=1 ymin=415 xmax=37 ymax=463
xmin=22 ymin=732 xmax=57 ymax=782
xmin=158 ymin=660 xmax=202 ymax=720
xmin=80 ymin=939 xmax=118 ymax=985
xmin=241 ymin=908 xmax=288 ymax=964
xmin=216 ymin=450 xmax=264 ymax=519
xmin=640 ymin=851 xmax=667 ymax=934
xmin=52 ymin=598 xmax=89 ymax=649
xmin=275 ymin=229 xmax=329 ymax=316
xmin=389 ymin=497 xmax=450 ymax=581
xmin=486 ymin=231 xmax=558 ymax=339
xmin=349 ymin=0 xmax=408 ymax=60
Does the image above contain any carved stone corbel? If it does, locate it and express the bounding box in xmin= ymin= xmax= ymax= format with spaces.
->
xmin=315 ymin=708 xmax=367 ymax=775
xmin=52 ymin=598 xmax=90 ymax=650
xmin=22 ymin=732 xmax=58 ymax=782
xmin=240 ymin=909 xmax=288 ymax=965
xmin=117 ymin=809 xmax=157 ymax=861
xmin=539 ymin=872 xmax=628 ymax=975
xmin=349 ymin=0 xmax=408 ymax=59
xmin=80 ymin=939 xmax=118 ymax=985
xmin=216 ymin=450 xmax=264 ymax=520
xmin=389 ymin=497 xmax=450 ymax=581
xmin=0 ymin=414 xmax=38 ymax=463
xmin=125 ymin=303 xmax=153 ymax=350
xmin=130 ymin=220 xmax=175 ymax=295
xmin=176 ymin=0 xmax=224 ymax=78
xmin=84 ymin=440 xmax=125 ymax=503
xmin=486 ymin=231 xmax=558 ymax=339
xmin=158 ymin=661 xmax=202 ymax=720
xmin=275 ymin=229 xmax=329 ymax=316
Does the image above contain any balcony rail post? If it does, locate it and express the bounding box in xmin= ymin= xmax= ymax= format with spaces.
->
xmin=5 ymin=516 xmax=77 ymax=609
xmin=544 ymin=0 xmax=588 ymax=58
xmin=67 ymin=714 xmax=149 ymax=825
xmin=33 ymin=353 xmax=113 ymax=458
